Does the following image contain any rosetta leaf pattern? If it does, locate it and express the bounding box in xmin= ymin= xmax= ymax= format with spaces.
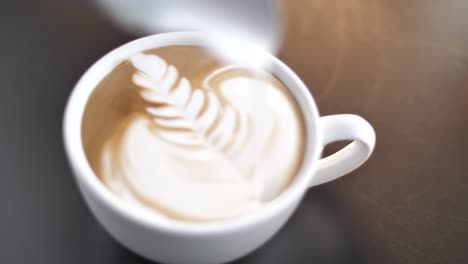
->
xmin=130 ymin=53 xmax=250 ymax=157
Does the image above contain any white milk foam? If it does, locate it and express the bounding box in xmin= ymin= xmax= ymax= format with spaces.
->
xmin=100 ymin=53 xmax=303 ymax=221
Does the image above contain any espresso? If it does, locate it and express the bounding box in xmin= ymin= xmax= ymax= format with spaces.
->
xmin=82 ymin=46 xmax=305 ymax=222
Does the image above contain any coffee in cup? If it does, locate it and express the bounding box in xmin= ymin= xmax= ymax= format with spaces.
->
xmin=81 ymin=45 xmax=306 ymax=222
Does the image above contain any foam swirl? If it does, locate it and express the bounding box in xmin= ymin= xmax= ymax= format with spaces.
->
xmin=130 ymin=54 xmax=251 ymax=164
xmin=100 ymin=53 xmax=304 ymax=221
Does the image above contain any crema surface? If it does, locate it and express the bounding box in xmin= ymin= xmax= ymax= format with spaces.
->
xmin=82 ymin=46 xmax=305 ymax=222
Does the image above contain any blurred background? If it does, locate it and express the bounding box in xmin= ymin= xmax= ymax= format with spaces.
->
xmin=1 ymin=0 xmax=468 ymax=263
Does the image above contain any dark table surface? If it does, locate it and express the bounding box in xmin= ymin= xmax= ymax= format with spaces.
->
xmin=1 ymin=1 xmax=468 ymax=263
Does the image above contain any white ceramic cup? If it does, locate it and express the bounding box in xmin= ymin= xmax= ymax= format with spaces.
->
xmin=63 ymin=32 xmax=375 ymax=264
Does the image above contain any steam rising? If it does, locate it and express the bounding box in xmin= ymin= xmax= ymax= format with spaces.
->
xmin=95 ymin=0 xmax=283 ymax=67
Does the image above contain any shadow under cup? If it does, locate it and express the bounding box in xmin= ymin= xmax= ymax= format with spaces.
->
xmin=63 ymin=32 xmax=321 ymax=264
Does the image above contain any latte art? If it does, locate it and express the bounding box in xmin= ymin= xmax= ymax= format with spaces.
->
xmin=130 ymin=54 xmax=252 ymax=162
xmin=82 ymin=46 xmax=305 ymax=222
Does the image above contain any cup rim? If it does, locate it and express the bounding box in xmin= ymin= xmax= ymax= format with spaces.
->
xmin=63 ymin=31 xmax=321 ymax=235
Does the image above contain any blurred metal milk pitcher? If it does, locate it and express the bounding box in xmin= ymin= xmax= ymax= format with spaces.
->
xmin=94 ymin=0 xmax=283 ymax=65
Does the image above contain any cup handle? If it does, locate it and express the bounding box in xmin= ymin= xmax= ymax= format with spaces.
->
xmin=310 ymin=114 xmax=376 ymax=187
